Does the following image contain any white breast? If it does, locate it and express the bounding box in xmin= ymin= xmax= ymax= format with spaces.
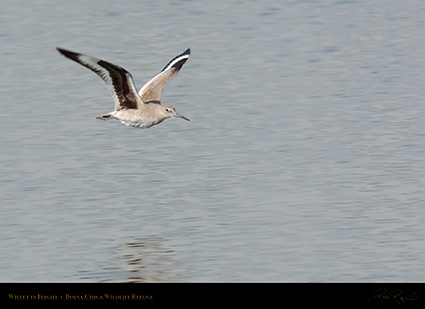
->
xmin=119 ymin=119 xmax=153 ymax=128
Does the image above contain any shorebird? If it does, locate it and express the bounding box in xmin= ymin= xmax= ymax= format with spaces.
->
xmin=57 ymin=47 xmax=191 ymax=128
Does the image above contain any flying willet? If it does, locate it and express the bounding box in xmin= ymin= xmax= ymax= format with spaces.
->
xmin=57 ymin=47 xmax=191 ymax=128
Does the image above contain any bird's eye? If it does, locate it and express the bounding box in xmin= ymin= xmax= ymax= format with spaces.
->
xmin=165 ymin=108 xmax=170 ymax=112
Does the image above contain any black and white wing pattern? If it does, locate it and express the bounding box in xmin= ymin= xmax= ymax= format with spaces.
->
xmin=57 ymin=48 xmax=142 ymax=110
xmin=138 ymin=48 xmax=190 ymax=104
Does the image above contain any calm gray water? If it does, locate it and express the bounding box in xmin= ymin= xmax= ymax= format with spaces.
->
xmin=1 ymin=0 xmax=425 ymax=282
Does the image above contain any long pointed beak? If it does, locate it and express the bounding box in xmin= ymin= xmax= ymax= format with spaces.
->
xmin=174 ymin=112 xmax=190 ymax=121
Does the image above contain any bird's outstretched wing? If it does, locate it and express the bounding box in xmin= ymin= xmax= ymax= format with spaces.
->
xmin=138 ymin=48 xmax=190 ymax=104
xmin=57 ymin=47 xmax=142 ymax=110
